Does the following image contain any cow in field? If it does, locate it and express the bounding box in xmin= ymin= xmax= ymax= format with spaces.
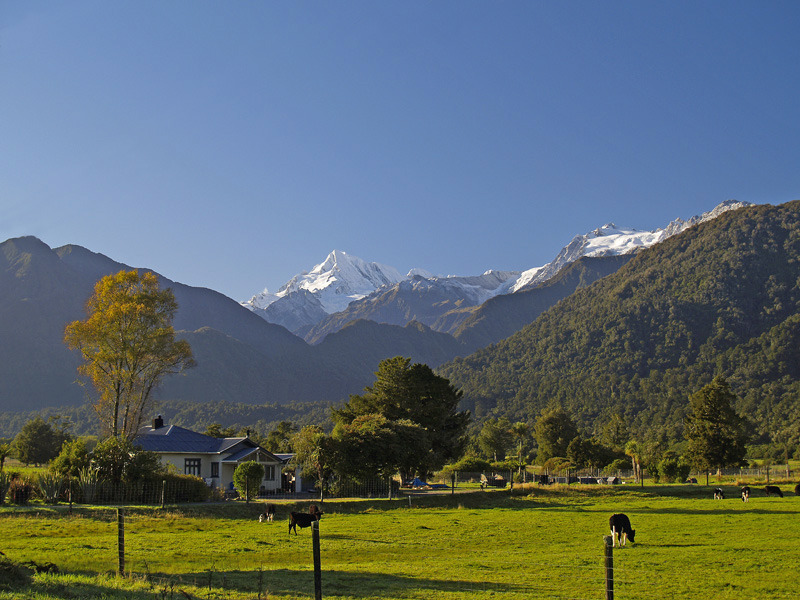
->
xmin=741 ymin=486 xmax=750 ymax=502
xmin=609 ymin=513 xmax=636 ymax=547
xmin=259 ymin=503 xmax=276 ymax=522
xmin=764 ymin=485 xmax=783 ymax=497
xmin=289 ymin=510 xmax=323 ymax=535
xmin=795 ymin=483 xmax=800 ymax=496
xmin=713 ymin=488 xmax=724 ymax=500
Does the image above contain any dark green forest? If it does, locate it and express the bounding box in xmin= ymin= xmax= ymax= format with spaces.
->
xmin=439 ymin=201 xmax=800 ymax=445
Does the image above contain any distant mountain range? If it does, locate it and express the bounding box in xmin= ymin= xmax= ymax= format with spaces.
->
xmin=242 ymin=200 xmax=751 ymax=341
xmin=0 ymin=198 xmax=773 ymax=439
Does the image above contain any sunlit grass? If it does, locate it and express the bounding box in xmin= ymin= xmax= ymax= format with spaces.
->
xmin=0 ymin=485 xmax=798 ymax=599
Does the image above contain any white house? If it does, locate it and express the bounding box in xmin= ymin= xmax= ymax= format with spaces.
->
xmin=135 ymin=416 xmax=286 ymax=494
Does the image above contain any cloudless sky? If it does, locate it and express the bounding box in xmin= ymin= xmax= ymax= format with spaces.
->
xmin=2 ymin=1 xmax=799 ymax=301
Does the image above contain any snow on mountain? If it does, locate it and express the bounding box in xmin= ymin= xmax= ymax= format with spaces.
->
xmin=243 ymin=200 xmax=753 ymax=333
xmin=243 ymin=250 xmax=405 ymax=320
xmin=411 ymin=269 xmax=522 ymax=305
xmin=510 ymin=199 xmax=752 ymax=292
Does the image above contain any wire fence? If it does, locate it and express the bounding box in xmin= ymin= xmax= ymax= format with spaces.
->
xmin=86 ymin=508 xmax=622 ymax=600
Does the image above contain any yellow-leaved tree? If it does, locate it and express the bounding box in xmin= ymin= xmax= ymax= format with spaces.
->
xmin=64 ymin=270 xmax=195 ymax=439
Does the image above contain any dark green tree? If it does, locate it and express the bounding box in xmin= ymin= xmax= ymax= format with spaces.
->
xmin=477 ymin=417 xmax=513 ymax=461
xmin=684 ymin=376 xmax=748 ymax=480
xmin=533 ymin=407 xmax=579 ymax=464
xmin=291 ymin=425 xmax=337 ymax=500
xmin=509 ymin=421 xmax=531 ymax=475
xmin=566 ymin=436 xmax=615 ymax=471
xmin=333 ymin=414 xmax=429 ymax=482
xmin=265 ymin=421 xmax=297 ymax=453
xmin=599 ymin=413 xmax=630 ymax=453
xmin=0 ymin=442 xmax=12 ymax=472
xmin=12 ymin=416 xmax=71 ymax=465
xmin=204 ymin=423 xmax=238 ymax=438
xmin=92 ymin=436 xmax=164 ymax=483
xmin=50 ymin=438 xmax=92 ymax=477
xmin=333 ymin=357 xmax=470 ymax=478
xmin=657 ymin=449 xmax=691 ymax=483
xmin=233 ymin=461 xmax=264 ymax=501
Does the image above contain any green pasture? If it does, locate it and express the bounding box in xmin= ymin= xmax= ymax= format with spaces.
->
xmin=0 ymin=483 xmax=798 ymax=599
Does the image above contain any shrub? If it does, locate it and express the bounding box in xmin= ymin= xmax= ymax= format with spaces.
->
xmin=92 ymin=437 xmax=165 ymax=483
xmin=160 ymin=473 xmax=211 ymax=504
xmin=604 ymin=458 xmax=632 ymax=474
xmin=542 ymin=457 xmax=572 ymax=473
xmin=8 ymin=479 xmax=33 ymax=505
xmin=658 ymin=451 xmax=691 ymax=483
xmin=233 ymin=461 xmax=264 ymax=500
xmin=452 ymin=456 xmax=492 ymax=473
xmin=50 ymin=438 xmax=91 ymax=478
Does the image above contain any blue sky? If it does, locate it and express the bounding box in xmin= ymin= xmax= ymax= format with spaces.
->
xmin=2 ymin=1 xmax=799 ymax=301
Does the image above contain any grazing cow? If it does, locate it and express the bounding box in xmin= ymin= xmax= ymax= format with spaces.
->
xmin=289 ymin=510 xmax=323 ymax=535
xmin=259 ymin=503 xmax=276 ymax=523
xmin=609 ymin=513 xmax=636 ymax=547
xmin=713 ymin=488 xmax=724 ymax=500
xmin=764 ymin=485 xmax=783 ymax=497
xmin=795 ymin=483 xmax=800 ymax=496
xmin=741 ymin=486 xmax=750 ymax=502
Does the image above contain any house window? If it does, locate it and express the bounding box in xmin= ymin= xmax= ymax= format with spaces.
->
xmin=211 ymin=462 xmax=219 ymax=478
xmin=264 ymin=465 xmax=275 ymax=480
xmin=184 ymin=459 xmax=201 ymax=476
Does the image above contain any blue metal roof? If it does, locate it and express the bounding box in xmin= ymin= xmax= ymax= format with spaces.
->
xmin=134 ymin=424 xmax=284 ymax=463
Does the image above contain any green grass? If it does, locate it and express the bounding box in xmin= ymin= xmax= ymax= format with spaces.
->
xmin=1 ymin=484 xmax=799 ymax=599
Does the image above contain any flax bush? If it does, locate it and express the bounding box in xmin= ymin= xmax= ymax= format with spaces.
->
xmin=36 ymin=472 xmax=65 ymax=504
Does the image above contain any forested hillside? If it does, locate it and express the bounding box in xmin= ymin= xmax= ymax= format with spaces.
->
xmin=440 ymin=201 xmax=800 ymax=444
xmin=452 ymin=254 xmax=634 ymax=353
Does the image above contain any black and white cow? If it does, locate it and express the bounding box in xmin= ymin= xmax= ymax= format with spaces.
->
xmin=609 ymin=513 xmax=636 ymax=547
xmin=713 ymin=488 xmax=724 ymax=500
xmin=259 ymin=503 xmax=276 ymax=522
xmin=741 ymin=486 xmax=750 ymax=502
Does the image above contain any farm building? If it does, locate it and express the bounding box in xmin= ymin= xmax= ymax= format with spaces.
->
xmin=135 ymin=416 xmax=290 ymax=495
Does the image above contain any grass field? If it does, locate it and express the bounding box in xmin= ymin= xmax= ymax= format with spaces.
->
xmin=0 ymin=482 xmax=798 ymax=599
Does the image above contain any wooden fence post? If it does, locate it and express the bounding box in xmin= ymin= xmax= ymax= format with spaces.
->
xmin=604 ymin=535 xmax=613 ymax=600
xmin=117 ymin=508 xmax=125 ymax=576
xmin=161 ymin=479 xmax=166 ymax=509
xmin=312 ymin=520 xmax=322 ymax=600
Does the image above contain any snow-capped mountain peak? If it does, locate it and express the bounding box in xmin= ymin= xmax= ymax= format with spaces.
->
xmin=244 ymin=250 xmax=405 ymax=315
xmin=243 ymin=200 xmax=754 ymax=333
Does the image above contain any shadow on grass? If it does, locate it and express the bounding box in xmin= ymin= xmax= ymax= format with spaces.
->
xmin=183 ymin=567 xmax=536 ymax=598
xmin=628 ymin=505 xmax=800 ymax=516
xmin=14 ymin=567 xmax=536 ymax=600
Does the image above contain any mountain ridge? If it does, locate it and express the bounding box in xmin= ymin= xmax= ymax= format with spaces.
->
xmin=261 ymin=200 xmax=751 ymax=340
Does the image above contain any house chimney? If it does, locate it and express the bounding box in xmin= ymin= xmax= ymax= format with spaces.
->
xmin=153 ymin=415 xmax=164 ymax=429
